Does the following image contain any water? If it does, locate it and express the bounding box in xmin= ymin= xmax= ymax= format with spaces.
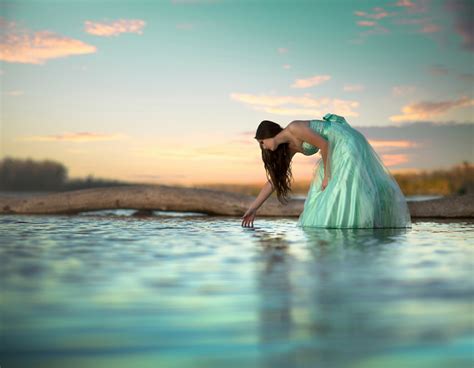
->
xmin=1 ymin=211 xmax=473 ymax=368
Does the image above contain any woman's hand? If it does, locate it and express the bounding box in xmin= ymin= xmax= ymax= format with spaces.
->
xmin=321 ymin=175 xmax=329 ymax=191
xmin=241 ymin=208 xmax=257 ymax=228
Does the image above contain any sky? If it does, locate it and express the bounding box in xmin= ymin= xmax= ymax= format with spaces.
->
xmin=0 ymin=0 xmax=473 ymax=185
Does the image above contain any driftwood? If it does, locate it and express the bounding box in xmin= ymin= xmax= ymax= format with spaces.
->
xmin=0 ymin=185 xmax=473 ymax=218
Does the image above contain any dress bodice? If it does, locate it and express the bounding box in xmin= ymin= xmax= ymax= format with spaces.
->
xmin=301 ymin=119 xmax=326 ymax=156
xmin=300 ymin=114 xmax=350 ymax=156
xmin=301 ymin=140 xmax=320 ymax=156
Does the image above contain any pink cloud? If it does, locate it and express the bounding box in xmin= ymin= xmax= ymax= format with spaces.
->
xmin=0 ymin=17 xmax=96 ymax=64
xmin=390 ymin=95 xmax=474 ymax=122
xmin=395 ymin=0 xmax=429 ymax=13
xmin=84 ymin=19 xmax=146 ymax=37
xmin=354 ymin=9 xmax=390 ymax=20
xmin=357 ymin=21 xmax=377 ymax=27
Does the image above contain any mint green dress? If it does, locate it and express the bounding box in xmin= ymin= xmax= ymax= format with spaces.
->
xmin=296 ymin=113 xmax=411 ymax=228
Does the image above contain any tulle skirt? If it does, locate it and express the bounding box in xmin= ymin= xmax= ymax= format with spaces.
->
xmin=296 ymin=115 xmax=411 ymax=228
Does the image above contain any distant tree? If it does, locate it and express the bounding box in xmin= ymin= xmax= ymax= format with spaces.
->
xmin=0 ymin=157 xmax=67 ymax=191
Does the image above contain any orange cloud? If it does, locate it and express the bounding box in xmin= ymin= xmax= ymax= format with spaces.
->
xmin=368 ymin=139 xmax=418 ymax=149
xmin=84 ymin=19 xmax=146 ymax=37
xmin=230 ymin=93 xmax=360 ymax=117
xmin=390 ymin=95 xmax=474 ymax=122
xmin=18 ymin=132 xmax=128 ymax=143
xmin=291 ymin=75 xmax=331 ymax=88
xmin=0 ymin=17 xmax=96 ymax=64
xmin=381 ymin=154 xmax=409 ymax=167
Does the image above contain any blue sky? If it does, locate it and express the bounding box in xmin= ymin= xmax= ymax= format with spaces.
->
xmin=1 ymin=0 xmax=473 ymax=184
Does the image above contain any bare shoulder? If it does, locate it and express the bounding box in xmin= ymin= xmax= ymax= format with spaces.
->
xmin=286 ymin=120 xmax=310 ymax=132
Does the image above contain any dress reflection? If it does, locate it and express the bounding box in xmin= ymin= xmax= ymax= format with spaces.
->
xmin=252 ymin=226 xmax=410 ymax=367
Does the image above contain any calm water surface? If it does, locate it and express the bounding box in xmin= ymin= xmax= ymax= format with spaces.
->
xmin=1 ymin=211 xmax=473 ymax=368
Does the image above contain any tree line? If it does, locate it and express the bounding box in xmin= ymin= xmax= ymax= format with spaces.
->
xmin=0 ymin=157 xmax=131 ymax=191
xmin=0 ymin=156 xmax=472 ymax=196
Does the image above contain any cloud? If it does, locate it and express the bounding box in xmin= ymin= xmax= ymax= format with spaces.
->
xmin=283 ymin=64 xmax=291 ymax=69
xmin=18 ymin=132 xmax=128 ymax=143
xmin=368 ymin=139 xmax=419 ymax=150
xmin=356 ymin=121 xmax=473 ymax=169
xmin=343 ymin=84 xmax=365 ymax=92
xmin=4 ymin=90 xmax=23 ymax=96
xmin=380 ymin=154 xmax=410 ymax=167
xmin=352 ymin=2 xmax=439 ymax=43
xmin=444 ymin=0 xmax=474 ymax=52
xmin=389 ymin=95 xmax=474 ymax=122
xmin=353 ymin=6 xmax=394 ymax=32
xmin=357 ymin=21 xmax=377 ymax=27
xmin=391 ymin=16 xmax=441 ymax=34
xmin=291 ymin=75 xmax=331 ymax=88
xmin=395 ymin=0 xmax=429 ymax=13
xmin=277 ymin=47 xmax=288 ymax=54
xmin=230 ymin=92 xmax=359 ymax=117
xmin=350 ymin=7 xmax=393 ymax=43
xmin=0 ymin=17 xmax=96 ymax=64
xmin=392 ymin=85 xmax=416 ymax=97
xmin=354 ymin=9 xmax=390 ymax=20
xmin=84 ymin=19 xmax=146 ymax=37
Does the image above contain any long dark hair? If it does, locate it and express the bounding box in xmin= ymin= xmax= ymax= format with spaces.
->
xmin=254 ymin=120 xmax=293 ymax=204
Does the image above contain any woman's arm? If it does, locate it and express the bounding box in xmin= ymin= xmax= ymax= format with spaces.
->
xmin=241 ymin=180 xmax=274 ymax=227
xmin=320 ymin=142 xmax=331 ymax=179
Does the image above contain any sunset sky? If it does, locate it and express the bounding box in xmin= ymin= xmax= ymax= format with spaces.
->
xmin=1 ymin=0 xmax=473 ymax=185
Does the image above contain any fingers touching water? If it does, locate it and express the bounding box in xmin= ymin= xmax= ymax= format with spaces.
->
xmin=241 ymin=208 xmax=256 ymax=228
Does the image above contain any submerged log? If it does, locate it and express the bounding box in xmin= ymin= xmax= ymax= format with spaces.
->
xmin=0 ymin=185 xmax=473 ymax=218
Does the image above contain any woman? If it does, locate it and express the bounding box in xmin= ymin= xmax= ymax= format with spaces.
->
xmin=241 ymin=113 xmax=411 ymax=228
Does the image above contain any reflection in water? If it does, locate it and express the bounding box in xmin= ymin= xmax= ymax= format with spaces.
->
xmin=0 ymin=214 xmax=473 ymax=368
xmin=252 ymin=226 xmax=472 ymax=367
xmin=254 ymin=231 xmax=295 ymax=368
